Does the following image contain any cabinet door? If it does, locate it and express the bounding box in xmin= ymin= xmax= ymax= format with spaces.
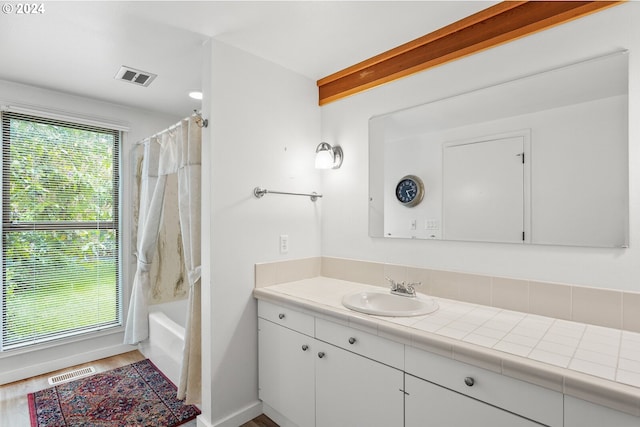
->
xmin=258 ymin=319 xmax=315 ymax=427
xmin=316 ymin=344 xmax=404 ymax=427
xmin=565 ymin=396 xmax=640 ymax=427
xmin=405 ymin=374 xmax=542 ymax=427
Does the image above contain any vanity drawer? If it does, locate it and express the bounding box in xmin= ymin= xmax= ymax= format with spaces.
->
xmin=258 ymin=300 xmax=314 ymax=337
xmin=405 ymin=346 xmax=563 ymax=427
xmin=315 ymin=318 xmax=404 ymax=369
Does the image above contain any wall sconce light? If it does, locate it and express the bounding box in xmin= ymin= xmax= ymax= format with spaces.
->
xmin=315 ymin=142 xmax=343 ymax=169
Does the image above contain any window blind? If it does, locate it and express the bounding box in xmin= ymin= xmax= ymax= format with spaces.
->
xmin=1 ymin=112 xmax=121 ymax=350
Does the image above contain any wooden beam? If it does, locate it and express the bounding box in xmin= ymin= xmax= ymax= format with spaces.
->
xmin=317 ymin=1 xmax=624 ymax=105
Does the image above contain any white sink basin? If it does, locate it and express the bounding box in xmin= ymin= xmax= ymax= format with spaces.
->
xmin=342 ymin=290 xmax=439 ymax=317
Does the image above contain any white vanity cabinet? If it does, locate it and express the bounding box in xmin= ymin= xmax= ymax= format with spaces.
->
xmin=564 ymin=396 xmax=640 ymax=427
xmin=405 ymin=374 xmax=543 ymax=426
xmin=256 ymin=280 xmax=640 ymax=427
xmin=405 ymin=346 xmax=564 ymax=427
xmin=258 ymin=298 xmax=639 ymax=427
xmin=258 ymin=301 xmax=316 ymax=427
xmin=314 ymin=318 xmax=404 ymax=427
xmin=315 ymin=338 xmax=403 ymax=427
xmin=258 ymin=318 xmax=315 ymax=427
xmin=258 ymin=301 xmax=404 ymax=427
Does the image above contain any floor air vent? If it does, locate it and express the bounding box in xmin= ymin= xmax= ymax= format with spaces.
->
xmin=114 ymin=65 xmax=157 ymax=87
xmin=48 ymin=366 xmax=96 ymax=385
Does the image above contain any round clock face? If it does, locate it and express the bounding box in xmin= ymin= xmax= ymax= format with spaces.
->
xmin=395 ymin=175 xmax=425 ymax=207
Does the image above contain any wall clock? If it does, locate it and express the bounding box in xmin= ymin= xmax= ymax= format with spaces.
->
xmin=395 ymin=175 xmax=425 ymax=207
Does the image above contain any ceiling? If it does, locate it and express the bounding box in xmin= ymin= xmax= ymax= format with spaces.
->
xmin=0 ymin=1 xmax=495 ymax=117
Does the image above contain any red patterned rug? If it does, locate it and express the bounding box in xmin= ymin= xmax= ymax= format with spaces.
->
xmin=28 ymin=359 xmax=200 ymax=427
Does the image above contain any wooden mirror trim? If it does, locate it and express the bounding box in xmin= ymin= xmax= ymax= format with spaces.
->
xmin=317 ymin=1 xmax=624 ymax=106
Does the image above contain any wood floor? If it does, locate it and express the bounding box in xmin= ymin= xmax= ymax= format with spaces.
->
xmin=0 ymin=350 xmax=278 ymax=427
xmin=240 ymin=414 xmax=280 ymax=427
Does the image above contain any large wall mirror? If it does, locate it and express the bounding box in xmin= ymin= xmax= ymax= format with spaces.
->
xmin=369 ymin=51 xmax=629 ymax=248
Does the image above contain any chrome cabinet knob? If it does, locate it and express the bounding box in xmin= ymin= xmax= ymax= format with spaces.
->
xmin=278 ymin=313 xmax=285 ymax=319
xmin=301 ymin=345 xmax=309 ymax=351
xmin=464 ymin=377 xmax=475 ymax=387
xmin=318 ymin=352 xmax=326 ymax=359
xmin=348 ymin=337 xmax=357 ymax=345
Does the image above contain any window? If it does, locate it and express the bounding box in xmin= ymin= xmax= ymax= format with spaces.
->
xmin=1 ymin=112 xmax=121 ymax=350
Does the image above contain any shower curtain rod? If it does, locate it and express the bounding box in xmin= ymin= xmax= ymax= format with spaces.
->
xmin=193 ymin=110 xmax=208 ymax=128
xmin=135 ymin=111 xmax=208 ymax=145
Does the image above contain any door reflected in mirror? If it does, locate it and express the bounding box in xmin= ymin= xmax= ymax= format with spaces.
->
xmin=369 ymin=51 xmax=628 ymax=248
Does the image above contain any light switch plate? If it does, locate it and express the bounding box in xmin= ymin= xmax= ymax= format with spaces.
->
xmin=280 ymin=234 xmax=289 ymax=254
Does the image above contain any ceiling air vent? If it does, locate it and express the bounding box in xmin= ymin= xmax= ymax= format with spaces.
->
xmin=114 ymin=65 xmax=157 ymax=87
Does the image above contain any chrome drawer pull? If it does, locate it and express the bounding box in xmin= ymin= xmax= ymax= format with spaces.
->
xmin=464 ymin=377 xmax=475 ymax=387
xmin=278 ymin=313 xmax=285 ymax=319
xmin=348 ymin=337 xmax=357 ymax=345
xmin=318 ymin=352 xmax=326 ymax=359
xmin=301 ymin=345 xmax=309 ymax=351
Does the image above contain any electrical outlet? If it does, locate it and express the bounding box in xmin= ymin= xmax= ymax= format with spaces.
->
xmin=426 ymin=219 xmax=440 ymax=230
xmin=280 ymin=234 xmax=289 ymax=254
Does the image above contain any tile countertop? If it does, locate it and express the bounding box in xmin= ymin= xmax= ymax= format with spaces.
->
xmin=253 ymin=277 xmax=640 ymax=417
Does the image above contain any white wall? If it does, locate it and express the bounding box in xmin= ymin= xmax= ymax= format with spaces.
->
xmin=201 ymin=40 xmax=321 ymax=426
xmin=0 ymin=79 xmax=180 ymax=384
xmin=320 ymin=3 xmax=640 ymax=291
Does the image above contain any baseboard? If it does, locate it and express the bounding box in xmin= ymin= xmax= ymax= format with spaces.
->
xmin=209 ymin=400 xmax=263 ymax=427
xmin=197 ymin=415 xmax=213 ymax=427
xmin=263 ymin=403 xmax=299 ymax=427
xmin=0 ymin=343 xmax=135 ymax=385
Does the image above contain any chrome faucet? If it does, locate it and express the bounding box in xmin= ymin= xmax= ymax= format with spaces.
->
xmin=386 ymin=277 xmax=420 ymax=298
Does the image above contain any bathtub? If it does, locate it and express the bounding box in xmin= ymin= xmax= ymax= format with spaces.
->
xmin=138 ymin=299 xmax=187 ymax=386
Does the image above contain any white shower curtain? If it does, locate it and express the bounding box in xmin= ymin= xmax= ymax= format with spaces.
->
xmin=175 ymin=119 xmax=202 ymax=404
xmin=124 ymin=137 xmax=167 ymax=344
xmin=124 ymin=116 xmax=202 ymax=404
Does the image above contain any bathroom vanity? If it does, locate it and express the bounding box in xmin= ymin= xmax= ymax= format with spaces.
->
xmin=254 ymin=277 xmax=640 ymax=427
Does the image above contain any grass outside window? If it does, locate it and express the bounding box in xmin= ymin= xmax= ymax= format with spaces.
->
xmin=1 ymin=112 xmax=121 ymax=350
